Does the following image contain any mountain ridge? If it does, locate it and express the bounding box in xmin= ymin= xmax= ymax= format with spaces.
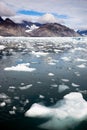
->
xmin=0 ymin=17 xmax=80 ymax=37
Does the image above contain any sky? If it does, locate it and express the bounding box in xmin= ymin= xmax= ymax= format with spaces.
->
xmin=0 ymin=0 xmax=87 ymax=30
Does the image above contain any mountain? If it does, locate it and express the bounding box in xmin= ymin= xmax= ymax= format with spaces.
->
xmin=77 ymin=30 xmax=87 ymax=36
xmin=0 ymin=17 xmax=29 ymax=36
xmin=0 ymin=17 xmax=80 ymax=37
xmin=29 ymin=23 xmax=80 ymax=37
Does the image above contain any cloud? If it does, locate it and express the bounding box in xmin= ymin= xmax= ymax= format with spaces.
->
xmin=25 ymin=92 xmax=87 ymax=130
xmin=37 ymin=13 xmax=64 ymax=24
xmin=0 ymin=2 xmax=15 ymax=16
xmin=1 ymin=0 xmax=87 ymax=29
xmin=9 ymin=14 xmax=39 ymax=23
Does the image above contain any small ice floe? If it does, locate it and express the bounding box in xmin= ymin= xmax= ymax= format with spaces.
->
xmin=32 ymin=51 xmax=49 ymax=57
xmin=37 ymin=81 xmax=42 ymax=84
xmin=9 ymin=110 xmax=15 ymax=115
xmin=47 ymin=58 xmax=58 ymax=66
xmin=0 ymin=93 xmax=11 ymax=104
xmin=61 ymin=79 xmax=69 ymax=82
xmin=14 ymin=96 xmax=20 ymax=100
xmin=50 ymin=84 xmax=58 ymax=88
xmin=77 ymin=64 xmax=86 ymax=68
xmin=76 ymin=58 xmax=87 ymax=62
xmin=0 ymin=93 xmax=9 ymax=99
xmin=0 ymin=85 xmax=2 ymax=88
xmin=48 ymin=62 xmax=56 ymax=65
xmin=73 ymin=47 xmax=86 ymax=51
xmin=74 ymin=71 xmax=80 ymax=77
xmin=39 ymin=95 xmax=45 ymax=99
xmin=22 ymin=99 xmax=29 ymax=106
xmin=19 ymin=84 xmax=32 ymax=90
xmin=13 ymin=106 xmax=17 ymax=110
xmin=58 ymin=84 xmax=69 ymax=93
xmin=79 ymin=90 xmax=87 ymax=94
xmin=4 ymin=63 xmax=36 ymax=72
xmin=72 ymin=83 xmax=80 ymax=87
xmin=0 ymin=45 xmax=5 ymax=50
xmin=61 ymin=56 xmax=71 ymax=61
xmin=0 ymin=102 xmax=6 ymax=107
xmin=48 ymin=73 xmax=54 ymax=76
xmin=21 ymin=83 xmax=25 ymax=86
xmin=8 ymin=86 xmax=16 ymax=92
xmin=25 ymin=92 xmax=87 ymax=130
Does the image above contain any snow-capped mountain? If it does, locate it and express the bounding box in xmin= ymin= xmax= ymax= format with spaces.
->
xmin=25 ymin=24 xmax=39 ymax=33
xmin=0 ymin=16 xmax=80 ymax=37
xmin=77 ymin=30 xmax=87 ymax=36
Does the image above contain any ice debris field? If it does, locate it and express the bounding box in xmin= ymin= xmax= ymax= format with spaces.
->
xmin=0 ymin=37 xmax=87 ymax=130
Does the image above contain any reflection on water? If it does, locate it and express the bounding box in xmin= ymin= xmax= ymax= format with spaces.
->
xmin=0 ymin=37 xmax=87 ymax=130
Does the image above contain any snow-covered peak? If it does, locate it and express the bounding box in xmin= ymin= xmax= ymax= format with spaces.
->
xmin=25 ymin=24 xmax=39 ymax=33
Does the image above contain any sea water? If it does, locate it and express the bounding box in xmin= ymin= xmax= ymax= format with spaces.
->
xmin=0 ymin=37 xmax=87 ymax=130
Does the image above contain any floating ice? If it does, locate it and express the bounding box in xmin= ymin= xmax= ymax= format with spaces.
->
xmin=77 ymin=64 xmax=86 ymax=68
xmin=32 ymin=51 xmax=49 ymax=57
xmin=72 ymin=83 xmax=80 ymax=87
xmin=19 ymin=84 xmax=32 ymax=90
xmin=39 ymin=95 xmax=45 ymax=99
xmin=0 ymin=93 xmax=9 ymax=99
xmin=4 ymin=63 xmax=36 ymax=72
xmin=58 ymin=84 xmax=69 ymax=93
xmin=61 ymin=79 xmax=69 ymax=82
xmin=48 ymin=58 xmax=58 ymax=66
xmin=9 ymin=110 xmax=15 ymax=115
xmin=0 ymin=45 xmax=5 ymax=50
xmin=76 ymin=58 xmax=87 ymax=62
xmin=74 ymin=72 xmax=80 ymax=77
xmin=48 ymin=73 xmax=54 ymax=76
xmin=61 ymin=56 xmax=71 ymax=61
xmin=50 ymin=84 xmax=58 ymax=88
xmin=0 ymin=102 xmax=6 ymax=107
xmin=37 ymin=81 xmax=42 ymax=84
xmin=48 ymin=62 xmax=56 ymax=65
xmin=25 ymin=92 xmax=87 ymax=130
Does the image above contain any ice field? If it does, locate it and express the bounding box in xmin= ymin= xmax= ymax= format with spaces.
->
xmin=0 ymin=37 xmax=87 ymax=130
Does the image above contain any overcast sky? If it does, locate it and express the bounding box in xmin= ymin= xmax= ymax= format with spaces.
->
xmin=0 ymin=0 xmax=87 ymax=30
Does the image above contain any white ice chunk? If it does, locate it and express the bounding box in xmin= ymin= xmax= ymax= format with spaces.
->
xmin=61 ymin=79 xmax=69 ymax=82
xmin=32 ymin=51 xmax=49 ymax=57
xmin=77 ymin=64 xmax=86 ymax=68
xmin=25 ymin=92 xmax=87 ymax=130
xmin=72 ymin=83 xmax=80 ymax=87
xmin=76 ymin=58 xmax=87 ymax=62
xmin=0 ymin=93 xmax=9 ymax=99
xmin=48 ymin=73 xmax=54 ymax=76
xmin=0 ymin=102 xmax=6 ymax=107
xmin=61 ymin=56 xmax=71 ymax=61
xmin=0 ymin=45 xmax=5 ymax=50
xmin=9 ymin=110 xmax=15 ymax=115
xmin=4 ymin=63 xmax=36 ymax=72
xmin=50 ymin=84 xmax=58 ymax=88
xmin=58 ymin=84 xmax=69 ymax=93
xmin=48 ymin=62 xmax=56 ymax=65
xmin=39 ymin=95 xmax=45 ymax=99
xmin=19 ymin=84 xmax=32 ymax=90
